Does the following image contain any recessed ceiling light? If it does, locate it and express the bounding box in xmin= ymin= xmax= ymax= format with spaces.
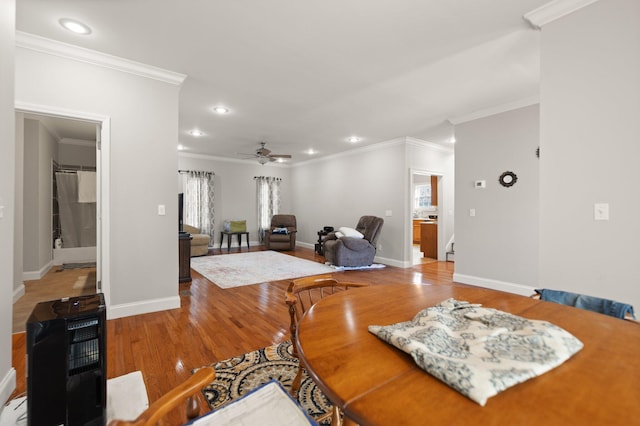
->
xmin=306 ymin=149 xmax=316 ymax=155
xmin=189 ymin=129 xmax=204 ymax=137
xmin=348 ymin=136 xmax=361 ymax=143
xmin=59 ymin=18 xmax=92 ymax=35
xmin=213 ymin=106 xmax=229 ymax=114
xmin=177 ymin=144 xmax=185 ymax=151
xmin=449 ymin=136 xmax=456 ymax=144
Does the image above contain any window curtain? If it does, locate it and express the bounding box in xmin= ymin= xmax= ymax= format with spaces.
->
xmin=55 ymin=172 xmax=97 ymax=248
xmin=184 ymin=171 xmax=215 ymax=241
xmin=255 ymin=176 xmax=281 ymax=241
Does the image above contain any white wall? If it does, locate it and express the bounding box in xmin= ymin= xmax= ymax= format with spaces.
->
xmin=0 ymin=0 xmax=17 ymax=406
xmin=454 ymin=105 xmax=540 ymax=294
xmin=15 ymin=41 xmax=184 ymax=317
xmin=539 ymin=0 xmax=640 ymax=309
xmin=177 ymin=154 xmax=292 ymax=246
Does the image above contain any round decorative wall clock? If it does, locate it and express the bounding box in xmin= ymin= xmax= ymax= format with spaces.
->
xmin=498 ymin=171 xmax=518 ymax=188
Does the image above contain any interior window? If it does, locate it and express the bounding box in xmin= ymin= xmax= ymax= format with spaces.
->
xmin=415 ymin=184 xmax=431 ymax=208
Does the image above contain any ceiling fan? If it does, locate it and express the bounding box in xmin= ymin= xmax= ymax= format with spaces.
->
xmin=240 ymin=142 xmax=292 ymax=165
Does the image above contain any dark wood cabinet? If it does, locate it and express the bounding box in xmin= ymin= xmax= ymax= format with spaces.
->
xmin=420 ymin=222 xmax=438 ymax=259
xmin=179 ymin=233 xmax=192 ymax=282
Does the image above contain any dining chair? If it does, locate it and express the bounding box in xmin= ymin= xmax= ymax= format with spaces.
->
xmin=108 ymin=367 xmax=215 ymax=426
xmin=286 ymin=274 xmax=369 ymax=426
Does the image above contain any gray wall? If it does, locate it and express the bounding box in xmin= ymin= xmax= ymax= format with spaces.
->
xmin=58 ymin=139 xmax=96 ymax=167
xmin=22 ymin=118 xmax=56 ymax=277
xmin=290 ymin=139 xmax=454 ymax=266
xmin=15 ymin=42 xmax=183 ymax=317
xmin=539 ymin=0 xmax=640 ymax=309
xmin=177 ymin=154 xmax=292 ymax=246
xmin=454 ymin=105 xmax=540 ymax=293
xmin=1 ymin=0 xmax=16 ymax=405
xmin=291 ymin=141 xmax=406 ymax=264
xmin=180 ymin=139 xmax=453 ymax=266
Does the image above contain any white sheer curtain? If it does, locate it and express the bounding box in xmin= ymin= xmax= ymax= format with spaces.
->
xmin=255 ymin=176 xmax=281 ymax=241
xmin=184 ymin=171 xmax=215 ymax=240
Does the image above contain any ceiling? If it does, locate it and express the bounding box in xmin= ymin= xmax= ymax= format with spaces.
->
xmin=16 ymin=0 xmax=548 ymax=164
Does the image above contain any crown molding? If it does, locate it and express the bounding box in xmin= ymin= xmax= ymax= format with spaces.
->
xmin=16 ymin=31 xmax=186 ymax=86
xmin=405 ymin=137 xmax=454 ymax=153
xmin=524 ymin=0 xmax=600 ymax=29
xmin=448 ymin=95 xmax=539 ymax=125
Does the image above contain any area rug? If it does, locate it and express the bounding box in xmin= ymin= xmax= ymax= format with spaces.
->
xmin=194 ymin=340 xmax=332 ymax=424
xmin=190 ymin=251 xmax=335 ymax=289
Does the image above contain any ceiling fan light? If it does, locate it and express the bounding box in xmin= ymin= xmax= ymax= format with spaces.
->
xmin=258 ymin=157 xmax=269 ymax=165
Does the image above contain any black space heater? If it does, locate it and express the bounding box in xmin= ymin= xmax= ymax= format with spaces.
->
xmin=26 ymin=293 xmax=107 ymax=426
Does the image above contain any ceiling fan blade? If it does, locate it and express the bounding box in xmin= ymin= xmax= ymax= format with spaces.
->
xmin=269 ymin=154 xmax=292 ymax=159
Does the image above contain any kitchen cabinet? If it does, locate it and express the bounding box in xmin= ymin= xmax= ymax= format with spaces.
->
xmin=412 ymin=220 xmax=422 ymax=244
xmin=420 ymin=222 xmax=438 ymax=259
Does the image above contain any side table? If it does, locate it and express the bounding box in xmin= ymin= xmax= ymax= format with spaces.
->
xmin=220 ymin=231 xmax=250 ymax=250
xmin=315 ymin=230 xmax=329 ymax=255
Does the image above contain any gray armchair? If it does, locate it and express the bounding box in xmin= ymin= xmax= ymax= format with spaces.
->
xmin=264 ymin=214 xmax=297 ymax=250
xmin=323 ymin=216 xmax=384 ymax=267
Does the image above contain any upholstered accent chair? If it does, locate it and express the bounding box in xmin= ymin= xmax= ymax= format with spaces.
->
xmin=323 ymin=216 xmax=384 ymax=267
xmin=182 ymin=224 xmax=211 ymax=256
xmin=264 ymin=214 xmax=297 ymax=251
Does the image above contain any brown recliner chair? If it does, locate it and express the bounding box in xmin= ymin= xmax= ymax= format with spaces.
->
xmin=264 ymin=214 xmax=297 ymax=251
xmin=323 ymin=216 xmax=384 ymax=267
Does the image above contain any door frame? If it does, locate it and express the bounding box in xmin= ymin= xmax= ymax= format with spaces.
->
xmin=409 ymin=168 xmax=444 ymax=264
xmin=15 ymin=101 xmax=111 ymax=307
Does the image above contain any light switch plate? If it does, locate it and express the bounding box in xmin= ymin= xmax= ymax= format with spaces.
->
xmin=158 ymin=204 xmax=166 ymax=216
xmin=594 ymin=203 xmax=609 ymax=221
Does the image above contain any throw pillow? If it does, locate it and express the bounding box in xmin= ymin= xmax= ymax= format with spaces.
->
xmin=338 ymin=227 xmax=364 ymax=238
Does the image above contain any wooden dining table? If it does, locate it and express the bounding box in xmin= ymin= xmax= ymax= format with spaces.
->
xmin=295 ymin=283 xmax=640 ymax=426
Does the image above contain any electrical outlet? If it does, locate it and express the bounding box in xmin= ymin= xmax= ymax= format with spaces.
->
xmin=469 ymin=208 xmax=476 ymax=217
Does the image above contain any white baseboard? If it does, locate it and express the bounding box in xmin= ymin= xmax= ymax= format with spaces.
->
xmin=13 ymin=284 xmax=25 ymax=303
xmin=23 ymin=261 xmax=53 ymax=281
xmin=453 ymin=273 xmax=536 ymax=297
xmin=0 ymin=368 xmax=16 ymax=406
xmin=107 ymin=295 xmax=180 ymax=320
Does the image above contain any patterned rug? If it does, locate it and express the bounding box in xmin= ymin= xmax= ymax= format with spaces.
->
xmin=195 ymin=340 xmax=332 ymax=424
xmin=190 ymin=251 xmax=335 ymax=289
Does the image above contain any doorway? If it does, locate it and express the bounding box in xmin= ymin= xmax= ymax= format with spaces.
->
xmin=14 ymin=104 xmax=110 ymax=330
xmin=410 ymin=170 xmax=442 ymax=265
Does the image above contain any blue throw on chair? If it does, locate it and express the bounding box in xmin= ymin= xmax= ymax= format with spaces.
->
xmin=535 ymin=289 xmax=635 ymax=320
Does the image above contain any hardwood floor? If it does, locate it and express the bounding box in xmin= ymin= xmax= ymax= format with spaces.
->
xmin=12 ymin=265 xmax=96 ymax=333
xmin=11 ymin=246 xmax=455 ymax=424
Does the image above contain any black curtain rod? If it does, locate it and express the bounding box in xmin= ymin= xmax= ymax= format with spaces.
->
xmin=253 ymin=176 xmax=282 ymax=180
xmin=178 ymin=170 xmax=215 ymax=175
